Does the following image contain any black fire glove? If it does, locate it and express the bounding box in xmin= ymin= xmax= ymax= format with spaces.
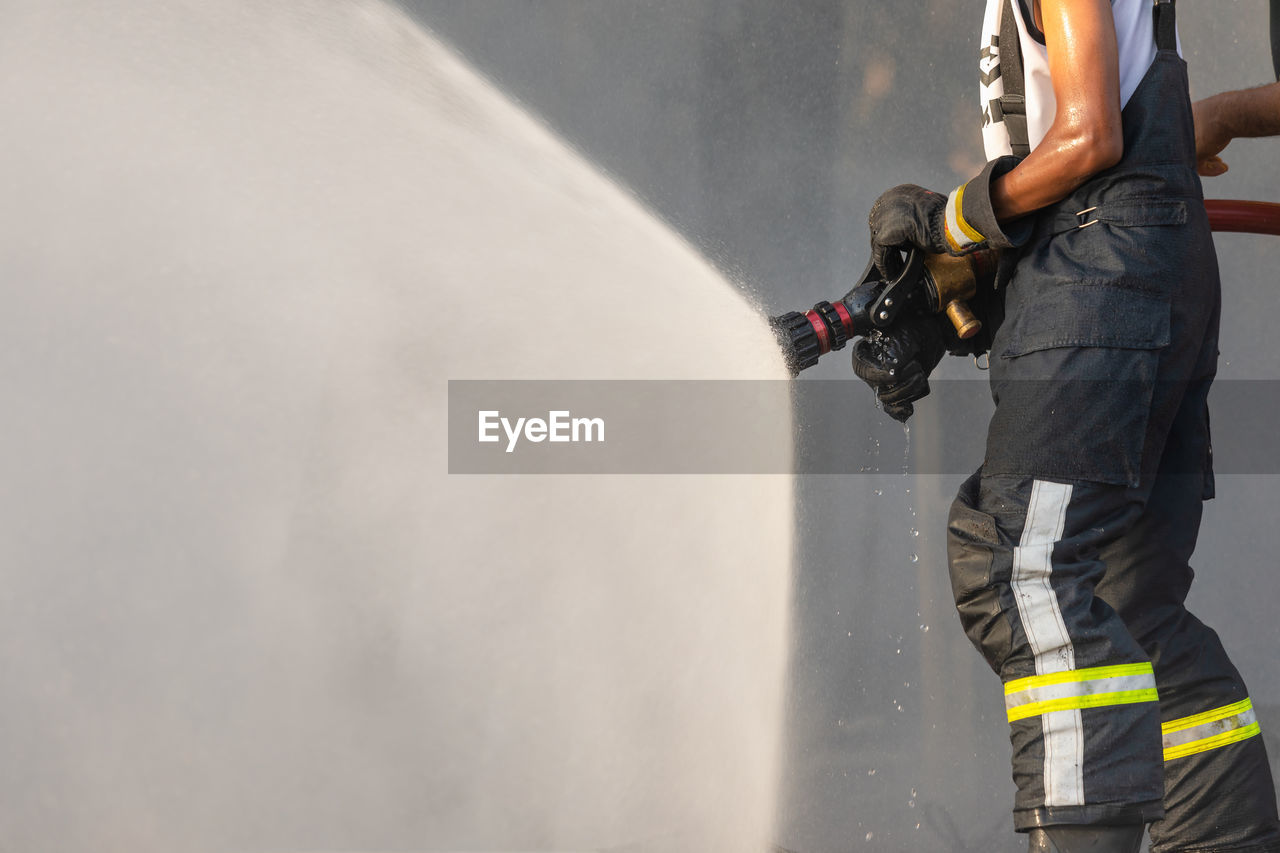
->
xmin=851 ymin=314 xmax=948 ymax=423
xmin=868 ymin=155 xmax=1031 ymax=280
xmin=868 ymin=184 xmax=949 ymax=279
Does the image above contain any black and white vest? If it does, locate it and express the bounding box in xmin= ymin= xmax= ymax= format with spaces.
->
xmin=979 ymin=0 xmax=1180 ymax=159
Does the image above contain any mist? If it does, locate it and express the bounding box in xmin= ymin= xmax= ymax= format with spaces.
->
xmin=0 ymin=1 xmax=795 ymax=850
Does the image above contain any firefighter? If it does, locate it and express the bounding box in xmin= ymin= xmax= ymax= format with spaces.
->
xmin=852 ymin=1 xmax=1280 ymax=851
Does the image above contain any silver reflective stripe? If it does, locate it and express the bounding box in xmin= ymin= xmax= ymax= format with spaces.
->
xmin=1006 ymin=673 xmax=1157 ymax=715
xmin=1013 ymin=481 xmax=1075 ymax=675
xmin=944 ymin=185 xmax=984 ymax=251
xmin=1041 ymin=709 xmax=1083 ymax=804
xmin=1011 ymin=479 xmax=1081 ymax=806
xmin=1163 ymin=699 xmax=1261 ymax=761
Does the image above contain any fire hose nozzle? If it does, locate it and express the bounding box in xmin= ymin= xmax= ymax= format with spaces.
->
xmin=771 ymin=248 xmax=995 ymax=375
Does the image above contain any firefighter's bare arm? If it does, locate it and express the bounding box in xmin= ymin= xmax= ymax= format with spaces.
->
xmin=989 ymin=0 xmax=1123 ymax=220
xmin=866 ymin=0 xmax=1124 ymax=273
xmin=1193 ymin=81 xmax=1280 ymax=176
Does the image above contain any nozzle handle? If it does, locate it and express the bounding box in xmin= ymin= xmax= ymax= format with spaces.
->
xmin=868 ymin=248 xmax=926 ymax=329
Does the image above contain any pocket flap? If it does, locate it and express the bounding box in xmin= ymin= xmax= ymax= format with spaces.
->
xmin=1050 ymin=199 xmax=1188 ymax=234
xmin=1001 ymin=283 xmax=1171 ymax=357
xmin=1093 ymin=199 xmax=1188 ymax=227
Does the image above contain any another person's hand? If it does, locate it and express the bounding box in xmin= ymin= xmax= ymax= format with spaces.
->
xmin=1193 ymin=95 xmax=1232 ymax=177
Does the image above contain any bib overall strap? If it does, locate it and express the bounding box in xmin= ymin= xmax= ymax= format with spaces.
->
xmin=999 ymin=0 xmax=1031 ymax=157
xmin=1153 ymin=0 xmax=1177 ymax=53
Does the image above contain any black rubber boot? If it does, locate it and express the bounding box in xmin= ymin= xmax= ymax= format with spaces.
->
xmin=1028 ymin=825 xmax=1145 ymax=853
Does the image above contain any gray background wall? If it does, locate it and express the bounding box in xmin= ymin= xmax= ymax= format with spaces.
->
xmin=405 ymin=3 xmax=1280 ymax=852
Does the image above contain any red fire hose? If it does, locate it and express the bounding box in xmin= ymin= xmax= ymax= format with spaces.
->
xmin=1206 ymin=199 xmax=1280 ymax=235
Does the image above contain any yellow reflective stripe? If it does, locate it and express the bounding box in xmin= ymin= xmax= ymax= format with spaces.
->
xmin=1161 ymin=698 xmax=1253 ymax=735
xmin=951 ymin=183 xmax=986 ymax=244
xmin=1162 ymin=698 xmax=1261 ymax=762
xmin=1164 ymin=722 xmax=1261 ymax=762
xmin=1005 ymin=662 xmax=1154 ymax=696
xmin=1006 ymin=675 xmax=1155 ymax=716
xmin=1007 ymin=689 xmax=1159 ymax=723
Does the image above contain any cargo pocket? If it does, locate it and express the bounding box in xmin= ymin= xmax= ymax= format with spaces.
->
xmin=947 ymin=472 xmax=1013 ymax=672
xmin=986 ymin=282 xmax=1171 ymax=487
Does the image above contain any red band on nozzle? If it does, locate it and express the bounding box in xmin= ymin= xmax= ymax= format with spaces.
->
xmin=805 ymin=310 xmax=830 ymax=354
xmin=831 ymin=301 xmax=853 ymax=336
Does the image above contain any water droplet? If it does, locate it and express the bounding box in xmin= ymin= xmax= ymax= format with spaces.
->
xmin=867 ymin=768 xmax=877 ymax=776
xmin=873 ymin=488 xmax=883 ymax=496
xmin=911 ymin=528 xmax=920 ymax=537
xmin=911 ymin=788 xmax=918 ymax=797
xmin=919 ymin=624 xmax=929 ymax=632
xmin=910 ymin=554 xmax=919 ymax=563
xmin=908 ymin=799 xmax=916 ymax=808
xmin=865 ymin=832 xmax=875 ymax=841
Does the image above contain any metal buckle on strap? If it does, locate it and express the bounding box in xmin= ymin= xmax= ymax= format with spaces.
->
xmin=1076 ymin=206 xmax=1099 ymax=229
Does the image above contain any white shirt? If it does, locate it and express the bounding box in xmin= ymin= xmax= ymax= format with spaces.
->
xmin=979 ymin=0 xmax=1178 ymax=159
